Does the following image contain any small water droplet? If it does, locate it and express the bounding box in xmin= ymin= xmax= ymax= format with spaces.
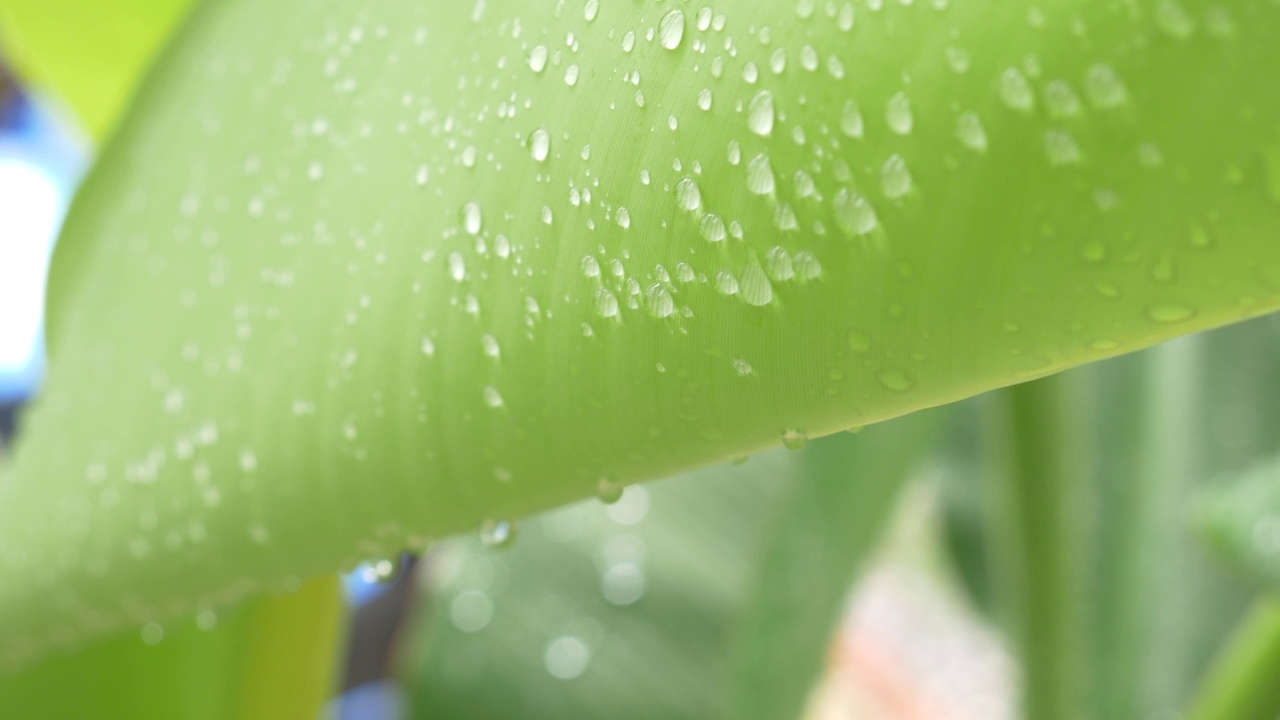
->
xmin=781 ymin=429 xmax=809 ymax=450
xmin=479 ymin=519 xmax=516 ymax=548
xmin=483 ymin=386 xmax=504 ymax=408
xmin=596 ymin=478 xmax=625 ymax=504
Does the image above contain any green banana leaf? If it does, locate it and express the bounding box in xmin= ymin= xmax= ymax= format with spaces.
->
xmin=2 ymin=0 xmax=1280 ymax=671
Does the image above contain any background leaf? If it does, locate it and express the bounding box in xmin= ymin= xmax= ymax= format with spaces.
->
xmin=0 ymin=0 xmax=193 ymax=138
xmin=0 ymin=575 xmax=342 ymax=719
xmin=727 ymin=410 xmax=941 ymax=720
xmin=5 ymin=0 xmax=1280 ymax=667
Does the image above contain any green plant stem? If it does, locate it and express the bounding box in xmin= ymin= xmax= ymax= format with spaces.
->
xmin=985 ymin=375 xmax=1090 ymax=720
xmin=1185 ymin=598 xmax=1280 ymax=720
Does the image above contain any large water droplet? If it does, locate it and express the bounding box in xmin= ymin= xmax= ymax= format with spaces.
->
xmin=529 ymin=45 xmax=549 ymax=73
xmin=645 ymin=285 xmax=675 ymax=318
xmin=659 ymin=10 xmax=686 ymax=50
xmin=833 ymin=187 xmax=878 ymax=236
xmin=746 ymin=154 xmax=777 ymax=195
xmin=529 ymin=128 xmax=550 ymax=162
xmin=739 ymin=259 xmax=774 ymax=306
xmin=1084 ymin=64 xmax=1128 ymax=109
xmin=956 ymin=112 xmax=988 ymax=152
xmin=462 ymin=201 xmax=483 ymax=235
xmin=840 ymin=101 xmax=865 ymax=138
xmin=748 ymin=91 xmax=775 ymax=136
xmin=880 ymin=155 xmax=912 ymax=199
xmin=1000 ymin=68 xmax=1035 ymax=111
xmin=885 ymin=92 xmax=913 ymax=134
xmin=676 ymin=177 xmax=702 ymax=211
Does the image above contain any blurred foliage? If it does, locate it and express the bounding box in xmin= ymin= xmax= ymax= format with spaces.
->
xmin=0 ymin=575 xmax=342 ymax=719
xmin=0 ymin=0 xmax=192 ymax=138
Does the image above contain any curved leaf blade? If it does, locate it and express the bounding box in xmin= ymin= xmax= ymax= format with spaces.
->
xmin=4 ymin=0 xmax=1280 ymax=665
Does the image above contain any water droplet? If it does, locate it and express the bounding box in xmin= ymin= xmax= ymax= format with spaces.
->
xmin=733 ymin=359 xmax=754 ymax=376
xmin=616 ymin=206 xmax=631 ymax=229
xmin=480 ymin=518 xmax=516 ymax=547
xmin=596 ymin=478 xmax=625 ymax=504
xmin=793 ymin=251 xmax=822 ymax=279
xmin=956 ymin=112 xmax=988 ymax=151
xmin=1155 ymin=0 xmax=1195 ymax=39
xmin=1084 ymin=64 xmax=1128 ymax=109
xmin=529 ymin=128 xmax=550 ymax=162
xmin=946 ymin=46 xmax=971 ymax=73
xmin=765 ymin=247 xmax=795 ymax=281
xmin=840 ymin=101 xmax=864 ymax=138
xmin=727 ymin=140 xmax=742 ymax=166
xmin=885 ymin=92 xmax=914 ymax=134
xmin=1044 ymin=130 xmax=1082 ymax=166
xmin=645 ymin=285 xmax=675 ymax=318
xmin=877 ymin=369 xmax=914 ymax=391
xmin=747 ymin=91 xmax=775 ymax=136
xmin=715 ymin=271 xmax=739 ymax=295
xmin=1043 ymin=80 xmax=1082 ymax=118
xmin=528 ymin=45 xmax=548 ymax=72
xmin=481 ymin=334 xmax=501 ymax=359
xmin=770 ymin=48 xmax=787 ymax=74
xmin=800 ymin=45 xmax=819 ymax=71
xmin=880 ymin=154 xmax=912 ymax=199
xmin=462 ymin=202 xmax=483 ymax=235
xmin=697 ymin=88 xmax=713 ymax=110
xmin=700 ymin=213 xmax=727 ymax=243
xmin=739 ymin=259 xmax=774 ymax=306
xmin=746 ymin=154 xmax=777 ymax=195
xmin=659 ymin=10 xmax=686 ymax=50
xmin=421 ymin=336 xmax=435 ymax=357
xmin=483 ymin=386 xmax=504 ymax=408
xmin=448 ymin=252 xmax=467 ymax=281
xmin=781 ymin=429 xmax=809 ymax=450
xmin=833 ymin=187 xmax=878 ymax=236
xmin=676 ymin=177 xmax=702 ymax=211
xmin=583 ymin=0 xmax=599 ymax=22
xmin=594 ymin=287 xmax=620 ymax=317
xmin=1000 ymin=68 xmax=1035 ymax=111
xmin=582 ymin=255 xmax=601 ymax=278
xmin=564 ymin=64 xmax=580 ymax=86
